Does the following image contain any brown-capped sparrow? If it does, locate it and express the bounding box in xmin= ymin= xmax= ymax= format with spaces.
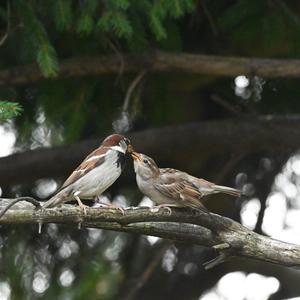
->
xmin=43 ymin=134 xmax=132 ymax=214
xmin=131 ymin=152 xmax=241 ymax=212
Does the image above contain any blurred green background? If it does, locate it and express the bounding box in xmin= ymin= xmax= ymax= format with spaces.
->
xmin=1 ymin=0 xmax=300 ymax=299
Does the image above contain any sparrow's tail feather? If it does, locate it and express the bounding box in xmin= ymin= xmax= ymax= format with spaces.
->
xmin=42 ymin=189 xmax=69 ymax=208
xmin=181 ymin=194 xmax=211 ymax=213
xmin=187 ymin=202 xmax=211 ymax=214
xmin=213 ymin=185 xmax=241 ymax=197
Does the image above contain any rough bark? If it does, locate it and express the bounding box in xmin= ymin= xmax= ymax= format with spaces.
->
xmin=0 ymin=200 xmax=300 ymax=269
xmin=0 ymin=116 xmax=299 ymax=186
xmin=2 ymin=51 xmax=300 ymax=86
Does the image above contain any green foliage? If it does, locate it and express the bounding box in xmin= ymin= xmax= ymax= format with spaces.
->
xmin=0 ymin=101 xmax=22 ymax=120
xmin=76 ymin=13 xmax=94 ymax=35
xmin=9 ymin=0 xmax=300 ymax=80
xmin=53 ymin=0 xmax=73 ymax=31
xmin=36 ymin=44 xmax=59 ymax=78
xmin=16 ymin=2 xmax=59 ymax=77
xmin=148 ymin=0 xmax=194 ymax=41
xmin=4 ymin=1 xmax=300 ymax=299
xmin=97 ymin=11 xmax=133 ymax=39
xmin=9 ymin=0 xmax=194 ymax=76
xmin=218 ymin=0 xmax=263 ymax=29
xmin=6 ymin=0 xmax=300 ymax=145
xmin=215 ymin=0 xmax=300 ymax=57
xmin=149 ymin=2 xmax=167 ymax=40
xmin=0 ymin=5 xmax=8 ymax=21
xmin=76 ymin=0 xmax=99 ymax=35
xmin=108 ymin=0 xmax=130 ymax=10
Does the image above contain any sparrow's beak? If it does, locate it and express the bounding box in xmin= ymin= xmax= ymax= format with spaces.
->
xmin=127 ymin=144 xmax=134 ymax=153
xmin=131 ymin=151 xmax=141 ymax=161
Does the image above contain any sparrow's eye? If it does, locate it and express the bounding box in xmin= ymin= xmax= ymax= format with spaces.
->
xmin=143 ymin=159 xmax=149 ymax=164
xmin=124 ymin=138 xmax=130 ymax=145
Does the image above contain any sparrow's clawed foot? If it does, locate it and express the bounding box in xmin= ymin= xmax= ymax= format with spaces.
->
xmin=74 ymin=195 xmax=89 ymax=216
xmin=155 ymin=204 xmax=178 ymax=215
xmin=95 ymin=197 xmax=125 ymax=214
xmin=105 ymin=203 xmax=125 ymax=215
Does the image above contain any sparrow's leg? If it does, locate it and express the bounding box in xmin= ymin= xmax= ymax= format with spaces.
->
xmin=74 ymin=195 xmax=88 ymax=216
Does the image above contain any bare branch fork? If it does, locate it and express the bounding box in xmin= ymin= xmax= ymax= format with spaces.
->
xmin=0 ymin=199 xmax=300 ymax=269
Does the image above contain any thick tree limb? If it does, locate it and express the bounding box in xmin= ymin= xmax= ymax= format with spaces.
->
xmin=2 ymin=51 xmax=300 ymax=86
xmin=0 ymin=116 xmax=300 ymax=186
xmin=0 ymin=200 xmax=300 ymax=269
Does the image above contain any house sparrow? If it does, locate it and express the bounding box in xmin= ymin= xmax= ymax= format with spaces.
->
xmin=131 ymin=152 xmax=241 ymax=212
xmin=43 ymin=134 xmax=132 ymax=214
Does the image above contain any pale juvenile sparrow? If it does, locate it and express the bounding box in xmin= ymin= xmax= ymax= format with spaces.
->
xmin=131 ymin=152 xmax=241 ymax=212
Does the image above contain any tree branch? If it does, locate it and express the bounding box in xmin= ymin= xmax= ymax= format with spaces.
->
xmin=2 ymin=51 xmax=300 ymax=86
xmin=1 ymin=116 xmax=300 ymax=186
xmin=1 ymin=200 xmax=300 ymax=269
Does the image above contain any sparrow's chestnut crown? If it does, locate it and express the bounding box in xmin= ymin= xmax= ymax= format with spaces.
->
xmin=101 ymin=134 xmax=132 ymax=153
xmin=102 ymin=134 xmax=127 ymax=146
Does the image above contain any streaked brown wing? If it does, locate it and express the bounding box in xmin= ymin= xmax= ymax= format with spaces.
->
xmin=154 ymin=179 xmax=208 ymax=212
xmin=179 ymin=184 xmax=209 ymax=212
xmin=156 ymin=170 xmax=197 ymax=200
xmin=60 ymin=147 xmax=106 ymax=190
xmin=154 ymin=180 xmax=186 ymax=200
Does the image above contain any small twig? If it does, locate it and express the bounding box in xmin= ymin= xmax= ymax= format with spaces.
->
xmin=201 ymin=0 xmax=218 ymax=36
xmin=203 ymin=252 xmax=228 ymax=269
xmin=274 ymin=0 xmax=300 ymax=27
xmin=214 ymin=151 xmax=247 ymax=184
xmin=0 ymin=0 xmax=10 ymax=48
xmin=210 ymin=94 xmax=242 ymax=116
xmin=203 ymin=242 xmax=231 ymax=269
xmin=112 ymin=70 xmax=146 ymax=133
xmin=123 ymin=70 xmax=147 ymax=112
xmin=123 ymin=242 xmax=169 ymax=300
xmin=0 ymin=197 xmax=41 ymax=218
xmin=106 ymin=38 xmax=125 ymax=84
xmin=213 ymin=242 xmax=231 ymax=250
